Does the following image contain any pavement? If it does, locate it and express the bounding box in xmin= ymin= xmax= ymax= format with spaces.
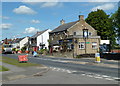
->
xmin=3 ymin=69 xmax=119 ymax=84
xmin=0 ymin=62 xmax=49 ymax=83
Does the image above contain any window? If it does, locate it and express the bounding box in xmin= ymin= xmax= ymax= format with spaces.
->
xmin=79 ymin=42 xmax=85 ymax=49
xmin=92 ymin=42 xmax=97 ymax=49
xmin=51 ymin=37 xmax=53 ymax=40
xmin=73 ymin=32 xmax=76 ymax=35
xmin=89 ymin=32 xmax=92 ymax=36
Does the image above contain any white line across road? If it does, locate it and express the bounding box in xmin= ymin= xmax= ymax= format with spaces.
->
xmin=28 ymin=57 xmax=119 ymax=82
xmin=49 ymin=67 xmax=119 ymax=82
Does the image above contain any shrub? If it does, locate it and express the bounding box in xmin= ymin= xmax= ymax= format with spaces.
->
xmin=12 ymin=48 xmax=16 ymax=51
xmin=37 ymin=49 xmax=47 ymax=54
xmin=21 ymin=46 xmax=27 ymax=52
xmin=76 ymin=55 xmax=82 ymax=58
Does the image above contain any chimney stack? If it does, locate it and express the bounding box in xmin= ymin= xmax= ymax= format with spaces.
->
xmin=60 ymin=19 xmax=65 ymax=25
xmin=79 ymin=15 xmax=84 ymax=20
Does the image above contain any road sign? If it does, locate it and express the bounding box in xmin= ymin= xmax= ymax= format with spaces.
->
xmin=86 ymin=42 xmax=90 ymax=44
xmin=18 ymin=55 xmax=28 ymax=63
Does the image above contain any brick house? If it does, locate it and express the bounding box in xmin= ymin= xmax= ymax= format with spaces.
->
xmin=49 ymin=15 xmax=101 ymax=58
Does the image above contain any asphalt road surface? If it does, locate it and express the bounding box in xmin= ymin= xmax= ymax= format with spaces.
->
xmin=2 ymin=54 xmax=120 ymax=84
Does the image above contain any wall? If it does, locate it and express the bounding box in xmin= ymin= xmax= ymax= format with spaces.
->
xmin=12 ymin=43 xmax=20 ymax=48
xmin=19 ymin=37 xmax=29 ymax=49
xmin=68 ymin=20 xmax=97 ymax=36
xmin=37 ymin=29 xmax=51 ymax=49
xmin=74 ymin=38 xmax=100 ymax=55
xmin=49 ymin=31 xmax=67 ymax=45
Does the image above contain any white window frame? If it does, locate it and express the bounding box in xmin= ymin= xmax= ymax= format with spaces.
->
xmin=92 ymin=42 xmax=97 ymax=49
xmin=79 ymin=42 xmax=85 ymax=49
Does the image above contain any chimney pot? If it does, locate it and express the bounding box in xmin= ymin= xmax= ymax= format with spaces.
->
xmin=60 ymin=19 xmax=65 ymax=25
xmin=79 ymin=15 xmax=84 ymax=20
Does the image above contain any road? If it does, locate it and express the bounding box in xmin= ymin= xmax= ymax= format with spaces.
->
xmin=2 ymin=54 xmax=120 ymax=84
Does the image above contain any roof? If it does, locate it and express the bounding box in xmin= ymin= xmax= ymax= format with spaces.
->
xmin=31 ymin=29 xmax=48 ymax=38
xmin=12 ymin=38 xmax=24 ymax=43
xmin=50 ymin=21 xmax=78 ymax=33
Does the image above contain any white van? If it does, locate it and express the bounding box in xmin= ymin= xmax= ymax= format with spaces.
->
xmin=2 ymin=44 xmax=13 ymax=54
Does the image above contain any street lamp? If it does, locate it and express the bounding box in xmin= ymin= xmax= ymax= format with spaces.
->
xmin=83 ymin=29 xmax=88 ymax=54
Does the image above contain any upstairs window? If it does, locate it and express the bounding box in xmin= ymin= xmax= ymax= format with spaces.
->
xmin=73 ymin=32 xmax=76 ymax=35
xmin=89 ymin=32 xmax=92 ymax=36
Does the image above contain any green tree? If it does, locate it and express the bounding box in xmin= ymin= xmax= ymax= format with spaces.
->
xmin=110 ymin=7 xmax=120 ymax=45
xmin=116 ymin=7 xmax=120 ymax=43
xmin=85 ymin=9 xmax=116 ymax=47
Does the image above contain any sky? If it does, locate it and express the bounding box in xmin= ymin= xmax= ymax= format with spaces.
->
xmin=1 ymin=0 xmax=119 ymax=40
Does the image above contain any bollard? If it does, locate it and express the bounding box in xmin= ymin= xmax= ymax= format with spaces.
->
xmin=95 ymin=53 xmax=101 ymax=63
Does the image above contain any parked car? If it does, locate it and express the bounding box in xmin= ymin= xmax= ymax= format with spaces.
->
xmin=2 ymin=44 xmax=13 ymax=54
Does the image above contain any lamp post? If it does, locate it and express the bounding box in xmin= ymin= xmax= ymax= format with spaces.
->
xmin=83 ymin=29 xmax=88 ymax=54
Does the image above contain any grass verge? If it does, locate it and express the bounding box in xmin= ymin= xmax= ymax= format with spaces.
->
xmin=0 ymin=65 xmax=9 ymax=72
xmin=1 ymin=56 xmax=42 ymax=67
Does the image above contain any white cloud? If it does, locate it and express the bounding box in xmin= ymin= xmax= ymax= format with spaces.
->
xmin=22 ymin=0 xmax=59 ymax=3
xmin=13 ymin=5 xmax=37 ymax=15
xmin=22 ymin=0 xmax=42 ymax=5
xmin=24 ymin=27 xmax=40 ymax=34
xmin=91 ymin=0 xmax=119 ymax=1
xmin=41 ymin=2 xmax=59 ymax=8
xmin=22 ymin=0 xmax=62 ymax=8
xmin=91 ymin=3 xmax=115 ymax=11
xmin=89 ymin=0 xmax=111 ymax=2
xmin=31 ymin=20 xmax=40 ymax=23
xmin=0 ymin=24 xmax=12 ymax=30
xmin=0 ymin=16 xmax=10 ymax=19
xmin=12 ymin=34 xmax=21 ymax=38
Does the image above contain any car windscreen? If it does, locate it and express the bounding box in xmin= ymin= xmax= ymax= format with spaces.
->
xmin=4 ymin=45 xmax=13 ymax=48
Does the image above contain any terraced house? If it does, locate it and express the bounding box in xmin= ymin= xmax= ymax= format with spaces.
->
xmin=49 ymin=15 xmax=101 ymax=58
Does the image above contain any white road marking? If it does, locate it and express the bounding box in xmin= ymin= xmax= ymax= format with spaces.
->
xmin=31 ymin=57 xmax=118 ymax=82
xmin=94 ymin=76 xmax=104 ymax=79
xmin=72 ymin=71 xmax=77 ymax=72
xmin=86 ymin=75 xmax=94 ymax=77
xmin=66 ymin=70 xmax=72 ymax=73
xmin=101 ymin=75 xmax=111 ymax=78
xmin=56 ymin=68 xmax=61 ymax=71
xmin=61 ymin=69 xmax=66 ymax=72
xmin=105 ymin=78 xmax=114 ymax=81
xmin=81 ymin=74 xmax=86 ymax=76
